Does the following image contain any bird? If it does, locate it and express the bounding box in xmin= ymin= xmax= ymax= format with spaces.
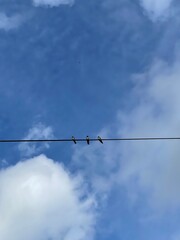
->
xmin=86 ymin=136 xmax=90 ymax=145
xmin=98 ymin=136 xmax=103 ymax=144
xmin=72 ymin=136 xmax=77 ymax=144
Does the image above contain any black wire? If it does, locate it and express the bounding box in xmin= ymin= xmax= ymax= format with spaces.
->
xmin=0 ymin=137 xmax=180 ymax=143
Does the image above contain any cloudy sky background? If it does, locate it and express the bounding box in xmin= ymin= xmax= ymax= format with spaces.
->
xmin=0 ymin=0 xmax=180 ymax=239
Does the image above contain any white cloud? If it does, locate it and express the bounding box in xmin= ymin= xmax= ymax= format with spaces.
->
xmin=116 ymin=59 xmax=180 ymax=210
xmin=18 ymin=123 xmax=54 ymax=157
xmin=0 ymin=13 xmax=24 ymax=30
xmin=0 ymin=155 xmax=95 ymax=240
xmin=139 ymin=0 xmax=173 ymax=20
xmin=72 ymin=129 xmax=120 ymax=202
xmin=73 ymin=59 xmax=180 ymax=212
xmin=33 ymin=0 xmax=74 ymax=7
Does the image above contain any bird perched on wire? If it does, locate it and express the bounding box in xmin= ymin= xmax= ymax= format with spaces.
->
xmin=86 ymin=136 xmax=90 ymax=145
xmin=98 ymin=136 xmax=103 ymax=144
xmin=72 ymin=136 xmax=77 ymax=144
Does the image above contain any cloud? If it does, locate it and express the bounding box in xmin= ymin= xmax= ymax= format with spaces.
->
xmin=116 ymin=59 xmax=180 ymax=210
xmin=33 ymin=0 xmax=74 ymax=7
xmin=0 ymin=159 xmax=9 ymax=168
xmin=72 ymin=130 xmax=119 ymax=196
xmin=139 ymin=0 xmax=173 ymax=20
xmin=0 ymin=155 xmax=95 ymax=240
xmin=18 ymin=123 xmax=54 ymax=157
xmin=0 ymin=13 xmax=24 ymax=30
xmin=73 ymin=58 xmax=180 ymax=212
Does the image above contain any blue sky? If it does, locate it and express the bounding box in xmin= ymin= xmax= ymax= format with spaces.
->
xmin=0 ymin=0 xmax=180 ymax=239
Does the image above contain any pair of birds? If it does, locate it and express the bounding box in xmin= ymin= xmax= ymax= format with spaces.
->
xmin=72 ymin=136 xmax=103 ymax=144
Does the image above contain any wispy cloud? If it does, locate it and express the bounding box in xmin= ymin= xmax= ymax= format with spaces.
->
xmin=33 ymin=0 xmax=74 ymax=7
xmin=117 ymin=59 xmax=180 ymax=211
xmin=139 ymin=0 xmax=173 ymax=20
xmin=0 ymin=155 xmax=96 ymax=240
xmin=72 ymin=129 xmax=120 ymax=208
xmin=0 ymin=159 xmax=9 ymax=168
xmin=18 ymin=123 xmax=54 ymax=157
xmin=0 ymin=13 xmax=24 ymax=30
xmin=73 ymin=58 xmax=180 ymax=212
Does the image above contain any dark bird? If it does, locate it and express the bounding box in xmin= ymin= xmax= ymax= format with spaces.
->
xmin=72 ymin=136 xmax=77 ymax=144
xmin=86 ymin=136 xmax=90 ymax=145
xmin=98 ymin=136 xmax=103 ymax=144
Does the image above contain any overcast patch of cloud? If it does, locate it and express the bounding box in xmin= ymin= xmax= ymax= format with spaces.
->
xmin=18 ymin=123 xmax=54 ymax=157
xmin=33 ymin=0 xmax=74 ymax=7
xmin=0 ymin=13 xmax=24 ymax=30
xmin=139 ymin=0 xmax=173 ymax=20
xmin=0 ymin=155 xmax=95 ymax=240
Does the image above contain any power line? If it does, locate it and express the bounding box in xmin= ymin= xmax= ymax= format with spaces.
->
xmin=0 ymin=137 xmax=180 ymax=144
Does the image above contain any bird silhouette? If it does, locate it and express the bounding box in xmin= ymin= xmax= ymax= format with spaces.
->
xmin=72 ymin=136 xmax=77 ymax=144
xmin=86 ymin=136 xmax=90 ymax=145
xmin=98 ymin=136 xmax=103 ymax=144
